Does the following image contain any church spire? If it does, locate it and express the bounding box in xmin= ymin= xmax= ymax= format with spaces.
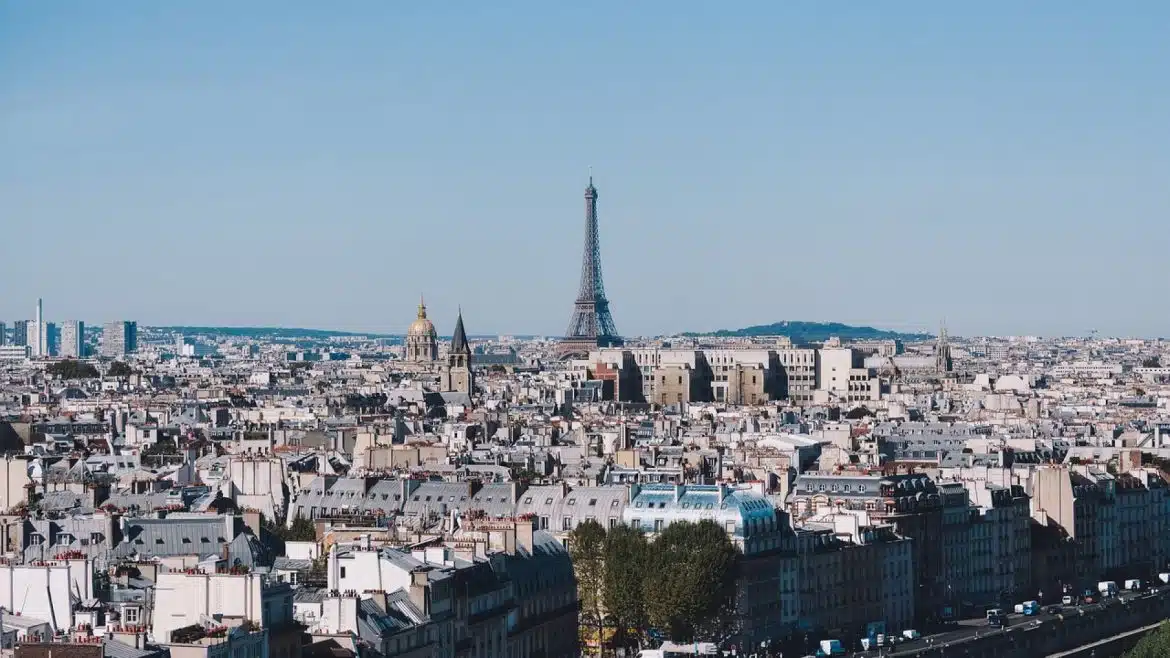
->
xmin=417 ymin=295 xmax=427 ymax=320
xmin=451 ymin=309 xmax=469 ymax=354
xmin=935 ymin=321 xmax=952 ymax=373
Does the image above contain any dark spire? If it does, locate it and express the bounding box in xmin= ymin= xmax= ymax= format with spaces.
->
xmin=451 ymin=309 xmax=470 ymax=354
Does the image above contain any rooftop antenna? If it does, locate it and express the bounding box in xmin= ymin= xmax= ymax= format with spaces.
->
xmin=588 ymin=165 xmax=593 ymax=185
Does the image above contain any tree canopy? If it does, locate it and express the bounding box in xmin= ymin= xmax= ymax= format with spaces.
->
xmin=603 ymin=523 xmax=650 ymax=650
xmin=142 ymin=438 xmax=178 ymax=456
xmin=569 ymin=519 xmax=742 ymax=651
xmin=844 ymin=405 xmax=873 ymax=419
xmin=1126 ymin=622 xmax=1170 ymax=658
xmin=46 ymin=359 xmax=99 ymax=379
xmin=569 ymin=520 xmax=607 ymax=651
xmin=643 ymin=520 xmax=740 ymax=642
xmin=108 ymin=361 xmax=135 ymax=377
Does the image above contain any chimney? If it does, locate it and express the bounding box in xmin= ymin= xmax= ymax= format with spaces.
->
xmin=516 ymin=517 xmax=535 ymax=554
xmin=241 ymin=510 xmax=262 ymax=538
xmin=327 ymin=543 xmax=339 ymax=591
xmin=367 ymin=590 xmax=389 ymax=613
xmin=408 ymin=570 xmax=431 ymax=616
xmin=493 ymin=526 xmax=517 ymax=555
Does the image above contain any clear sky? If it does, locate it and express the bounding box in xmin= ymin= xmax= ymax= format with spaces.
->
xmin=2 ymin=2 xmax=1167 ymax=338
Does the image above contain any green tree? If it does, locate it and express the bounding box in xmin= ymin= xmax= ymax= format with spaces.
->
xmin=644 ymin=520 xmax=740 ymax=642
xmin=1126 ymin=621 xmax=1170 ymax=657
xmin=266 ymin=515 xmax=317 ymax=543
xmin=569 ymin=520 xmax=607 ymax=653
xmin=284 ymin=516 xmax=318 ymax=542
xmin=142 ymin=438 xmax=178 ymax=456
xmin=845 ymin=405 xmax=873 ymax=419
xmin=1142 ymin=357 xmax=1161 ymax=368
xmin=108 ymin=361 xmax=134 ymax=377
xmin=602 ymin=523 xmax=649 ymax=651
xmin=46 ymin=359 xmax=99 ymax=379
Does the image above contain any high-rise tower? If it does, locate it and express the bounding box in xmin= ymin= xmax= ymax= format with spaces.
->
xmin=560 ymin=176 xmax=621 ymax=356
xmin=28 ymin=298 xmax=45 ymax=357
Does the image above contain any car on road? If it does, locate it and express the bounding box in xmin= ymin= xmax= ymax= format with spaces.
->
xmin=1045 ymin=605 xmax=1062 ymax=615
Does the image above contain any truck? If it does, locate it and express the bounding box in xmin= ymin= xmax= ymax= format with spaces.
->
xmin=817 ymin=639 xmax=845 ymax=656
xmin=1021 ymin=600 xmax=1039 ymax=615
xmin=1098 ymin=581 xmax=1119 ymax=598
xmin=1159 ymin=573 xmax=1170 ymax=585
xmin=902 ymin=629 xmax=921 ymax=640
xmin=637 ymin=642 xmax=719 ymax=657
xmin=1125 ymin=579 xmax=1143 ymax=591
xmin=987 ymin=609 xmax=1006 ymax=627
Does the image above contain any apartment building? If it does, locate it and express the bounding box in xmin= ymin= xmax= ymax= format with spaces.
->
xmin=60 ymin=320 xmax=85 ymax=358
xmin=794 ymin=515 xmax=914 ymax=642
xmin=102 ymin=321 xmax=139 ymax=357
xmin=593 ymin=347 xmax=787 ymax=405
xmin=322 ymin=518 xmax=576 ymax=658
xmin=151 ymin=570 xmax=299 ymax=658
xmin=788 ymin=471 xmax=943 ymax=623
xmin=936 ymin=481 xmax=1032 ymax=615
xmin=776 ymin=348 xmax=818 ymax=404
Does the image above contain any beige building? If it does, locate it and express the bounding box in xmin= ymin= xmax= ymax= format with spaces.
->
xmin=593 ymin=347 xmax=785 ymax=405
xmin=0 ymin=457 xmax=30 ymax=513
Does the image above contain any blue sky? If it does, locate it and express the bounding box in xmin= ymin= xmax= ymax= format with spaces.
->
xmin=2 ymin=2 xmax=1167 ymax=337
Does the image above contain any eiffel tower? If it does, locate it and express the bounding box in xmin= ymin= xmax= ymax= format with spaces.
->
xmin=560 ymin=175 xmax=622 ymax=356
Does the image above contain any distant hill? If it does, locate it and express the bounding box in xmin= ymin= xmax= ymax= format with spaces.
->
xmin=682 ymin=321 xmax=932 ymax=343
xmin=148 ymin=326 xmax=394 ymax=339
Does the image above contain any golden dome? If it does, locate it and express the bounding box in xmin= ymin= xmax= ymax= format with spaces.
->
xmin=408 ymin=297 xmax=437 ymax=338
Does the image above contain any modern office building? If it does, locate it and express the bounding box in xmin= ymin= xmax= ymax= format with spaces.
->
xmin=101 ymin=321 xmax=138 ymax=357
xmin=44 ymin=322 xmax=59 ymax=357
xmin=12 ymin=320 xmax=27 ymax=347
xmin=27 ymin=321 xmax=42 ymax=357
xmin=60 ymin=321 xmax=85 ymax=358
xmin=0 ymin=322 xmax=6 ymax=346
